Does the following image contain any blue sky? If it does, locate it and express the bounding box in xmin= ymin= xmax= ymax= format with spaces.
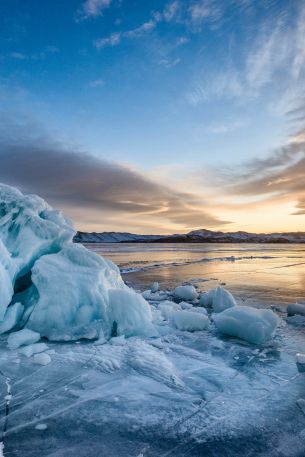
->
xmin=0 ymin=0 xmax=305 ymax=233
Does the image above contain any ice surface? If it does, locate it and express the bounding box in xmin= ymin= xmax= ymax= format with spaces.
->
xmin=171 ymin=310 xmax=209 ymax=331
xmin=296 ymin=353 xmax=305 ymax=365
xmin=7 ymin=329 xmax=40 ymax=350
xmin=297 ymin=399 xmax=305 ymax=416
xmin=214 ymin=306 xmax=279 ymax=344
xmin=0 ymin=184 xmax=153 ymax=342
xmin=174 ymin=285 xmax=198 ymax=301
xmin=212 ymin=287 xmax=236 ymax=313
xmin=33 ymin=352 xmax=51 ymax=365
xmin=287 ymin=302 xmax=305 ymax=316
xmin=159 ymin=301 xmax=181 ymax=320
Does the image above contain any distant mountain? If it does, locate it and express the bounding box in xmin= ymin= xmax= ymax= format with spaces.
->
xmin=74 ymin=228 xmax=305 ymax=243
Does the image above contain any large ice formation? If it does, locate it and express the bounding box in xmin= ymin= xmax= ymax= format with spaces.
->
xmin=0 ymin=184 xmax=152 ymax=341
xmin=213 ymin=306 xmax=279 ymax=344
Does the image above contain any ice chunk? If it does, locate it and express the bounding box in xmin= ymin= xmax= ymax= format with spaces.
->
xmin=180 ymin=301 xmax=193 ymax=310
xmin=35 ymin=423 xmax=48 ymax=431
xmin=174 ymin=285 xmax=198 ymax=301
xmin=159 ymin=301 xmax=181 ymax=320
xmin=19 ymin=342 xmax=49 ymax=357
xmin=212 ymin=287 xmax=236 ymax=313
xmin=287 ymin=303 xmax=305 ymax=316
xmin=33 ymin=353 xmax=51 ymax=365
xmin=214 ymin=306 xmax=279 ymax=344
xmin=110 ymin=335 xmax=126 ymax=346
xmin=25 ymin=243 xmax=126 ymax=341
xmin=0 ymin=302 xmax=24 ymax=334
xmin=171 ymin=310 xmax=209 ymax=332
xmin=190 ymin=306 xmax=208 ymax=315
xmin=151 ymin=282 xmax=159 ymax=293
xmin=199 ymin=288 xmax=216 ymax=307
xmin=296 ymin=353 xmax=305 ymax=365
xmin=7 ymin=329 xmax=40 ymax=350
xmin=108 ymin=289 xmax=156 ymax=338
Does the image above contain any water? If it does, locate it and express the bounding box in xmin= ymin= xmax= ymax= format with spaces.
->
xmin=87 ymin=242 xmax=305 ymax=305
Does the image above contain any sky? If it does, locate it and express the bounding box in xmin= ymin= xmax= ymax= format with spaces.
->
xmin=0 ymin=0 xmax=305 ymax=234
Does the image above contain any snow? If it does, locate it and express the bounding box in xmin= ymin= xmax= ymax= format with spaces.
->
xmin=212 ymin=287 xmax=236 ymax=313
xmin=214 ymin=306 xmax=279 ymax=344
xmin=171 ymin=310 xmax=209 ymax=331
xmin=287 ymin=302 xmax=305 ymax=316
xmin=173 ymin=285 xmax=198 ymax=301
xmin=19 ymin=342 xmax=49 ymax=357
xmin=0 ymin=184 xmax=154 ymax=342
xmin=7 ymin=329 xmax=40 ymax=350
xmin=33 ymin=352 xmax=51 ymax=365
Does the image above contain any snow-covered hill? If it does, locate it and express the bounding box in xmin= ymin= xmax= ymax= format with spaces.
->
xmin=74 ymin=228 xmax=305 ymax=243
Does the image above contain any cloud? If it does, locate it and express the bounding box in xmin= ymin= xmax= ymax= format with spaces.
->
xmin=186 ymin=1 xmax=305 ymax=105
xmin=0 ymin=116 xmax=228 ymax=232
xmin=94 ymin=32 xmax=121 ymax=49
xmin=76 ymin=0 xmax=113 ymax=20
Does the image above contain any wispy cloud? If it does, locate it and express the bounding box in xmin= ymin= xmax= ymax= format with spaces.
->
xmin=89 ymin=78 xmax=105 ymax=88
xmin=76 ymin=0 xmax=113 ymax=21
xmin=94 ymin=32 xmax=121 ymax=49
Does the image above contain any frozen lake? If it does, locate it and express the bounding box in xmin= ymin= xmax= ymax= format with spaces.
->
xmin=2 ymin=243 xmax=305 ymax=457
xmin=89 ymin=242 xmax=305 ymax=306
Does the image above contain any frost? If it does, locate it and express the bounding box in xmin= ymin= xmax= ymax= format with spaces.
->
xmin=173 ymin=285 xmax=198 ymax=301
xmin=214 ymin=306 xmax=279 ymax=344
xmin=7 ymin=329 xmax=40 ymax=350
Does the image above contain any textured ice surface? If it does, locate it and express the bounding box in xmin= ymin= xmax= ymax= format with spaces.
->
xmin=0 ymin=184 xmax=152 ymax=341
xmin=19 ymin=343 xmax=49 ymax=358
xmin=171 ymin=310 xmax=209 ymax=331
xmin=214 ymin=306 xmax=279 ymax=344
xmin=1 ymin=314 xmax=305 ymax=457
xmin=174 ymin=285 xmax=198 ymax=301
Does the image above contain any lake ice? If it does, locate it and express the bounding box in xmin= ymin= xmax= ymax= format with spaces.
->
xmin=0 ymin=184 xmax=305 ymax=456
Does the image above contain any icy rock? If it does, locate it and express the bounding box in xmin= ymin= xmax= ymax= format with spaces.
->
xmin=214 ymin=306 xmax=279 ymax=344
xmin=287 ymin=303 xmax=305 ymax=317
xmin=151 ymin=282 xmax=159 ymax=293
xmin=26 ymin=243 xmax=126 ymax=341
xmin=8 ymin=329 xmax=40 ymax=350
xmin=0 ymin=184 xmax=74 ymax=320
xmin=0 ymin=302 xmax=24 ymax=334
xmin=108 ymin=289 xmax=156 ymax=338
xmin=174 ymin=285 xmax=198 ymax=301
xmin=33 ymin=353 xmax=51 ymax=365
xmin=171 ymin=310 xmax=209 ymax=332
xmin=19 ymin=343 xmax=49 ymax=358
xmin=212 ymin=287 xmax=236 ymax=313
xmin=189 ymin=306 xmax=208 ymax=315
xmin=199 ymin=288 xmax=216 ymax=307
